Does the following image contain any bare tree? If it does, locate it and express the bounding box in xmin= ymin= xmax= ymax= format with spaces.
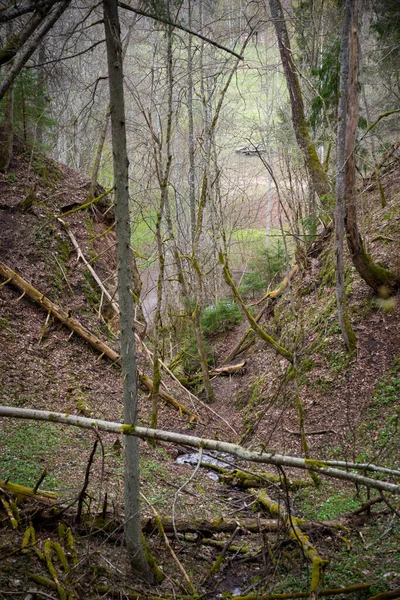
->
xmin=103 ymin=0 xmax=153 ymax=580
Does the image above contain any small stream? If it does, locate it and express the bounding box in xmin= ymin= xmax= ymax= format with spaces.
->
xmin=176 ymin=450 xmax=236 ymax=480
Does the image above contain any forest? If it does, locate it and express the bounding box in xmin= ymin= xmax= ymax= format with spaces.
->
xmin=0 ymin=0 xmax=399 ymax=599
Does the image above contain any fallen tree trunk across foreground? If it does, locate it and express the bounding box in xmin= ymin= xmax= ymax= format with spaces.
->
xmin=0 ymin=406 xmax=399 ymax=495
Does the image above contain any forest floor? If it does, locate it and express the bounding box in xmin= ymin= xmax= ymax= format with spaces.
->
xmin=0 ymin=146 xmax=399 ymax=599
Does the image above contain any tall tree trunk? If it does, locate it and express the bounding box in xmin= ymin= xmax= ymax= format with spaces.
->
xmin=335 ymin=0 xmax=357 ymax=352
xmin=269 ymin=0 xmax=397 ymax=292
xmin=36 ymin=42 xmax=46 ymax=145
xmin=89 ymin=106 xmax=111 ymax=199
xmin=151 ymin=15 xmax=174 ymax=427
xmin=90 ymin=23 xmax=134 ymax=199
xmin=342 ymin=0 xmax=396 ymax=292
xmin=187 ymin=0 xmax=196 ymax=244
xmin=103 ymin=0 xmax=152 ymax=579
xmin=268 ymin=0 xmax=331 ymax=202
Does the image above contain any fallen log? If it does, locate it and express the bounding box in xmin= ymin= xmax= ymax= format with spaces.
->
xmin=1 ymin=407 xmax=399 ymax=494
xmin=254 ymin=489 xmax=328 ymax=600
xmin=224 ymin=265 xmax=298 ymax=363
xmin=209 ymin=361 xmax=246 ymax=376
xmin=0 ymin=261 xmax=198 ymax=421
xmin=142 ymin=516 xmax=345 ymax=535
xmin=0 ymin=479 xmax=57 ymax=504
xmin=94 ymin=583 xmax=373 ymax=599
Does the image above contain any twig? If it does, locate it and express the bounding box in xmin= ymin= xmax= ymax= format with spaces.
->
xmin=33 ymin=469 xmax=48 ymax=494
xmin=284 ymin=428 xmax=337 ymax=436
xmin=53 ymin=252 xmax=73 ymax=294
xmin=38 ymin=311 xmax=51 ymax=345
xmin=26 ymin=591 xmax=58 ymax=600
xmin=141 ymin=492 xmax=196 ymax=595
xmin=76 ymin=440 xmax=98 ymax=524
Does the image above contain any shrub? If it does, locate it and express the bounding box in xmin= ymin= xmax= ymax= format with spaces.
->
xmin=200 ymin=299 xmax=242 ymax=336
xmin=182 ymin=335 xmax=214 ymax=373
xmin=239 ymin=241 xmax=286 ymax=298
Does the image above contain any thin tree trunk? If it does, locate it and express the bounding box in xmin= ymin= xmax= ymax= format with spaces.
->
xmin=36 ymin=42 xmax=46 ymax=145
xmin=103 ymin=0 xmax=152 ymax=579
xmin=89 ymin=107 xmax=111 ymax=199
xmin=335 ymin=0 xmax=357 ymax=352
xmin=0 ymin=23 xmax=14 ymax=172
xmin=151 ymin=15 xmax=174 ymax=427
xmin=187 ymin=0 xmax=196 ymax=243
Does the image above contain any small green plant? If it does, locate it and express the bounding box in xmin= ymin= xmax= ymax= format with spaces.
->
xmin=7 ymin=173 xmax=17 ymax=184
xmin=200 ymin=299 xmax=242 ymax=336
xmin=373 ymin=370 xmax=400 ymax=407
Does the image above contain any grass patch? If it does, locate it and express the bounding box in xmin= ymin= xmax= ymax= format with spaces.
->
xmin=0 ymin=421 xmax=62 ymax=489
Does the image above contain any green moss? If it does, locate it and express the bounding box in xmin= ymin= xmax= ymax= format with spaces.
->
xmin=120 ymin=425 xmax=136 ymax=435
xmin=305 ymin=458 xmax=329 ymax=469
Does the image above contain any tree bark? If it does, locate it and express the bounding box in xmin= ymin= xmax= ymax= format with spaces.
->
xmin=268 ymin=0 xmax=331 ymax=202
xmin=0 ymin=23 xmax=15 ymax=172
xmin=269 ymin=0 xmax=397 ymax=292
xmin=341 ymin=0 xmax=396 ymax=292
xmin=103 ymin=0 xmax=151 ymax=579
xmin=335 ymin=0 xmax=357 ymax=352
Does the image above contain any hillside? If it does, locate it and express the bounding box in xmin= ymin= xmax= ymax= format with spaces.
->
xmin=0 ymin=147 xmax=399 ymax=599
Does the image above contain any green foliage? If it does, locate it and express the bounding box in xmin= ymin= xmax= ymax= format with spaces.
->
xmin=7 ymin=172 xmax=17 ymax=184
xmin=200 ymin=299 xmax=242 ymax=336
xmin=239 ymin=240 xmax=286 ymax=298
xmin=373 ymin=364 xmax=400 ymax=407
xmin=181 ymin=334 xmax=214 ymax=374
xmin=0 ymin=69 xmax=56 ymax=146
xmin=309 ymin=38 xmax=340 ymax=131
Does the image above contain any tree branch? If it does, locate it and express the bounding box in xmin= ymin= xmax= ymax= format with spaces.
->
xmin=118 ymin=2 xmax=244 ymax=60
xmin=0 ymin=406 xmax=398 ymax=495
xmin=0 ymin=0 xmax=71 ymax=102
xmin=0 ymin=1 xmax=66 ymax=23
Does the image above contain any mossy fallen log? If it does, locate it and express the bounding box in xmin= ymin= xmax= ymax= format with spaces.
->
xmin=0 ymin=261 xmax=199 ymax=422
xmin=0 ymin=479 xmax=57 ymax=503
xmin=254 ymin=489 xmax=329 ymax=600
xmin=2 ymin=406 xmax=399 ymax=494
xmin=216 ymin=466 xmax=312 ymax=491
xmin=224 ymin=265 xmax=298 ymax=362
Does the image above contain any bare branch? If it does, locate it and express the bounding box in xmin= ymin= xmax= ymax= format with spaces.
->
xmin=118 ymin=2 xmax=244 ymax=61
xmin=0 ymin=0 xmax=65 ymax=23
